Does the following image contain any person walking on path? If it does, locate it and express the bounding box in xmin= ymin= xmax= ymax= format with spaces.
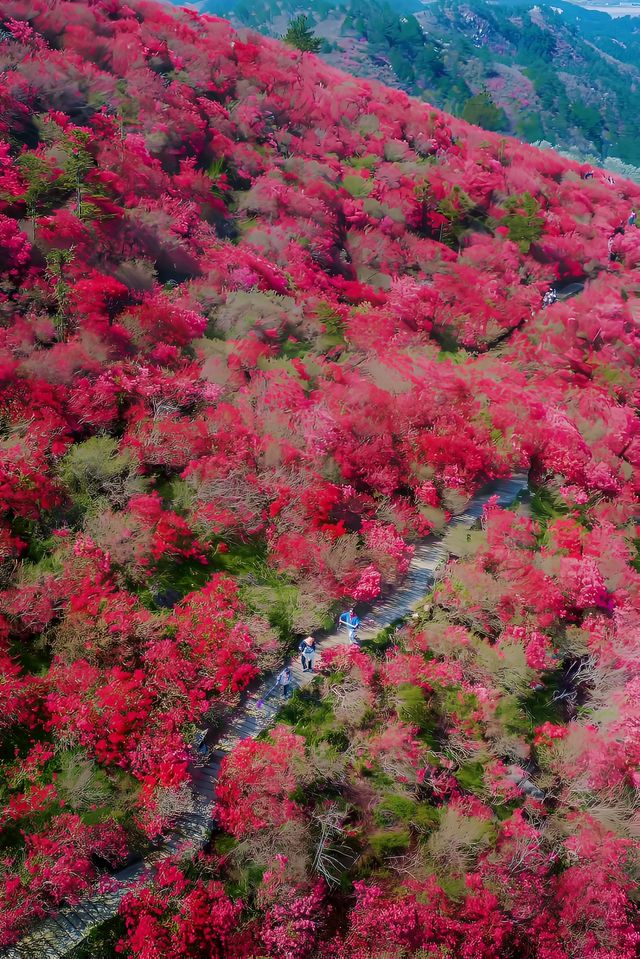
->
xmin=299 ymin=636 xmax=317 ymax=672
xmin=339 ymin=607 xmax=360 ymax=644
xmin=191 ymin=728 xmax=209 ymax=764
xmin=257 ymin=661 xmax=298 ymax=708
xmin=275 ymin=665 xmax=292 ymax=698
xmin=259 ymin=665 xmax=293 ymax=707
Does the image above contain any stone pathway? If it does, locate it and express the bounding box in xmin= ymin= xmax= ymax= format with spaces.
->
xmin=3 ymin=473 xmax=527 ymax=959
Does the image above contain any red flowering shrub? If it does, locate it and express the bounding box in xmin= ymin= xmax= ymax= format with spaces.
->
xmin=0 ymin=214 xmax=30 ymax=275
xmin=261 ymin=881 xmax=326 ymax=959
xmin=118 ymin=862 xmax=248 ymax=959
xmin=0 ymin=815 xmax=126 ymax=947
xmin=215 ymin=726 xmax=309 ymax=837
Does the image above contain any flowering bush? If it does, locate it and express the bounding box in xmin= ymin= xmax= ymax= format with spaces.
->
xmin=118 ymin=863 xmax=247 ymax=959
xmin=350 ymin=564 xmax=382 ymax=601
xmin=215 ymin=726 xmax=310 ymax=837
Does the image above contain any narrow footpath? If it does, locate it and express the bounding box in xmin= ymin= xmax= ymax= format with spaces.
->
xmin=4 ymin=473 xmax=527 ymax=959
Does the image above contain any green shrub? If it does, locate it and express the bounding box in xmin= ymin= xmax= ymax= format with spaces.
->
xmin=461 ymin=90 xmax=508 ymax=132
xmin=500 ymin=192 xmax=544 ymax=252
xmin=438 ymin=686 xmax=480 ymax=726
xmin=362 ymin=618 xmax=405 ymax=658
xmin=278 ymin=687 xmax=349 ymax=748
xmin=374 ymin=794 xmax=417 ymax=826
xmin=67 ymin=916 xmax=125 ymax=959
xmin=413 ymin=803 xmax=440 ymax=832
xmin=346 ymin=153 xmax=378 ymax=170
xmin=341 ymin=174 xmax=373 ymax=198
xmin=369 ymin=828 xmax=411 ymax=858
xmin=226 ymin=863 xmax=265 ymax=901
xmin=455 ymin=761 xmax=486 ymax=796
xmin=213 ymin=833 xmax=238 ymax=855
xmin=324 ymin=727 xmax=350 ymax=750
xmin=396 ymin=683 xmax=430 ymax=731
xmin=282 ymin=14 xmax=322 ymax=53
xmin=58 ymin=436 xmax=146 ymax=512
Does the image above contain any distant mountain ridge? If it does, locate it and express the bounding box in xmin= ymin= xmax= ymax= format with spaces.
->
xmin=197 ymin=0 xmax=640 ymax=166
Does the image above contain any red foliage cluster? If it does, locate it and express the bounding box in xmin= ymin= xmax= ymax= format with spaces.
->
xmin=118 ymin=862 xmax=246 ymax=959
xmin=1 ymin=813 xmax=126 ymax=946
xmin=215 ymin=725 xmax=307 ymax=837
xmin=0 ymin=0 xmax=639 ymax=949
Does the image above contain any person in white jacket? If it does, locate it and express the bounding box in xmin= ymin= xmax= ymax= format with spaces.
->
xmin=299 ymin=636 xmax=317 ymax=672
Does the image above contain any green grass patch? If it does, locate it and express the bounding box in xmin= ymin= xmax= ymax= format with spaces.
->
xmin=67 ymin=915 xmax=126 ymax=959
xmin=455 ymin=761 xmax=486 ymax=796
xmin=519 ymin=674 xmax=567 ymax=730
xmin=374 ymin=794 xmax=417 ymax=827
xmin=213 ymin=833 xmax=238 ymax=856
xmin=341 ymin=174 xmax=373 ymax=198
xmin=225 ymin=863 xmax=265 ymax=901
xmin=396 ymin=684 xmax=439 ymax=748
xmin=529 ymin=486 xmax=570 ymax=529
xmin=360 ymin=618 xmax=405 ymax=658
xmin=369 ymin=828 xmax=411 ymax=858
xmin=345 ymin=153 xmax=378 ymax=170
xmin=276 ymin=686 xmax=346 ymax=747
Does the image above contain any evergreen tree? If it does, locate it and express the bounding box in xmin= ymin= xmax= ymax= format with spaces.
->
xmin=283 ymin=15 xmax=322 ymax=53
xmin=461 ymin=90 xmax=508 ymax=133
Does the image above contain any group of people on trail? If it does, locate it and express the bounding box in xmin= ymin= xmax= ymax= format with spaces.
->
xmin=605 ymin=206 xmax=637 ymax=261
xmin=579 ymin=169 xmax=638 ymax=257
xmin=582 ymin=169 xmax=615 ymax=185
xmin=541 ymin=200 xmax=638 ymax=306
xmin=543 ymin=206 xmax=638 ymax=303
xmin=263 ymin=608 xmax=361 ymax=703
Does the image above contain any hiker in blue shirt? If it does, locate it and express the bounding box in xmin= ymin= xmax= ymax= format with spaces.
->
xmin=339 ymin=607 xmax=360 ymax=643
xmin=299 ymin=636 xmax=317 ymax=672
xmin=629 ymin=210 xmax=637 ymax=227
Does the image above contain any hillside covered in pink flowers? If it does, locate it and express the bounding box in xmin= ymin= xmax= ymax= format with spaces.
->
xmin=0 ymin=1 xmax=639 ymax=955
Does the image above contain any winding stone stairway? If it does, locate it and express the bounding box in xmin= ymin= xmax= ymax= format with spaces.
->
xmin=4 ymin=473 xmax=527 ymax=959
